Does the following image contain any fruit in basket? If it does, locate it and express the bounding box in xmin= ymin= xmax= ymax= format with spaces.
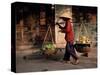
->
xmin=78 ymin=35 xmax=90 ymax=44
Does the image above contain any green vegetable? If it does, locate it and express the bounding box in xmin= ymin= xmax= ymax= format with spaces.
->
xmin=42 ymin=42 xmax=55 ymax=51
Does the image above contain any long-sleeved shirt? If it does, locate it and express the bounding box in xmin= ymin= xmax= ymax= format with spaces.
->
xmin=65 ymin=20 xmax=74 ymax=42
xmin=58 ymin=20 xmax=74 ymax=42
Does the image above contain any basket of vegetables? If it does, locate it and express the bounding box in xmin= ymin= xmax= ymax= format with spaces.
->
xmin=41 ymin=42 xmax=56 ymax=56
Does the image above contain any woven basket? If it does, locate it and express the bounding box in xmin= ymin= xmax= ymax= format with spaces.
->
xmin=41 ymin=42 xmax=56 ymax=55
xmin=76 ymin=46 xmax=91 ymax=53
xmin=44 ymin=49 xmax=55 ymax=55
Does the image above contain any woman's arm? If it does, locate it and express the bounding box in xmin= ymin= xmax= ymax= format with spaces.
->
xmin=56 ymin=22 xmax=65 ymax=29
xmin=56 ymin=22 xmax=66 ymax=33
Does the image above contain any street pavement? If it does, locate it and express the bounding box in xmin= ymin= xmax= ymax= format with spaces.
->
xmin=16 ymin=47 xmax=97 ymax=73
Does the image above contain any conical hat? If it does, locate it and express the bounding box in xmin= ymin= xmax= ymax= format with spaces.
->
xmin=60 ymin=13 xmax=72 ymax=19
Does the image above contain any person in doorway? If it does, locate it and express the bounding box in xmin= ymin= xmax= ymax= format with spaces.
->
xmin=56 ymin=17 xmax=79 ymax=65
